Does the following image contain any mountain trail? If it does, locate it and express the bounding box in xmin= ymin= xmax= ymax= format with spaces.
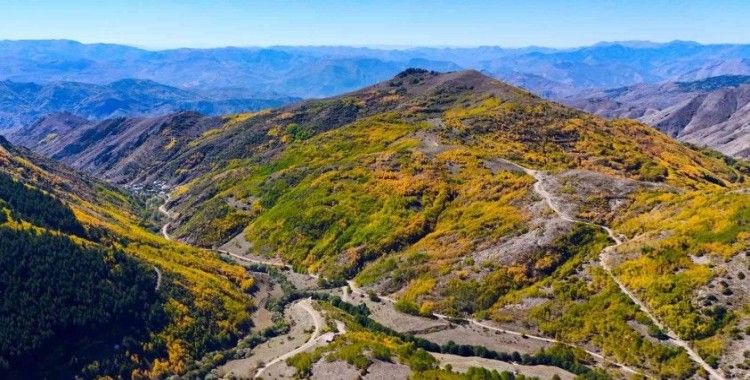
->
xmin=153 ymin=266 xmax=162 ymax=290
xmin=162 ymin=194 xmax=648 ymax=378
xmin=254 ymin=298 xmax=332 ymax=378
xmin=493 ymin=158 xmax=726 ymax=380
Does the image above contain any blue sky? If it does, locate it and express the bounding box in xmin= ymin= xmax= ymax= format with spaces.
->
xmin=1 ymin=0 xmax=749 ymax=49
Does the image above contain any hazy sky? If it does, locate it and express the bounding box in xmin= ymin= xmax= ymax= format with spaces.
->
xmin=2 ymin=0 xmax=749 ymax=49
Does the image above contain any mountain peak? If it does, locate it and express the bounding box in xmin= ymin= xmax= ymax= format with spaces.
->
xmin=369 ymin=69 xmax=535 ymax=102
xmin=394 ymin=67 xmax=439 ymax=79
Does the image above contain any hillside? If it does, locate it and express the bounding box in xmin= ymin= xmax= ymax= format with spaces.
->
xmin=10 ymin=69 xmax=750 ymax=377
xmin=6 ymin=111 xmax=225 ymax=183
xmin=170 ymin=70 xmax=750 ymax=378
xmin=0 ymin=78 xmax=297 ymax=130
xmin=20 ymin=69 xmax=750 ymax=377
xmin=0 ymin=137 xmax=256 ymax=378
xmin=565 ymin=75 xmax=750 ymax=157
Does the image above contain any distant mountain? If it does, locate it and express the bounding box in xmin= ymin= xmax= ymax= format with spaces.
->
xmin=0 ymin=78 xmax=297 ymax=130
xmin=4 ymin=40 xmax=750 ymax=100
xmin=565 ymin=75 xmax=750 ymax=157
xmin=0 ymin=40 xmax=463 ymax=98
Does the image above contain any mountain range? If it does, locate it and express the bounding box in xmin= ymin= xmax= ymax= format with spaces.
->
xmin=6 ymin=39 xmax=750 ymax=160
xmin=3 ymin=33 xmax=750 ymax=380
xmin=3 ymin=39 xmax=750 ymax=99
xmin=0 ymin=78 xmax=297 ymax=130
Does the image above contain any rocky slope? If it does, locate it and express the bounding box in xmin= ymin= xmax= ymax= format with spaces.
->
xmin=6 ymin=111 xmax=224 ymax=183
xmin=565 ymin=75 xmax=750 ymax=157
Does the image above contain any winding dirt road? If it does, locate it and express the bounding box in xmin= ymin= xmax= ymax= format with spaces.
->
xmin=254 ymin=298 xmax=331 ymax=379
xmin=158 ymin=182 xmax=707 ymax=379
xmin=159 ymin=199 xmax=331 ymax=378
xmin=500 ymin=159 xmax=725 ymax=380
xmin=153 ymin=266 xmax=162 ymax=290
xmin=158 ymin=201 xmax=173 ymax=240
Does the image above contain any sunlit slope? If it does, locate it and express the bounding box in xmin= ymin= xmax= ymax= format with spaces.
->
xmin=171 ymin=69 xmax=736 ymax=268
xmin=0 ymin=137 xmax=254 ymax=378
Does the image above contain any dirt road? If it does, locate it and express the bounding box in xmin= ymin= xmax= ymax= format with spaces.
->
xmin=158 ymin=200 xmax=173 ymax=240
xmin=254 ymin=298 xmax=331 ymax=378
xmin=346 ymin=282 xmax=646 ymax=378
xmin=497 ymin=159 xmax=725 ymax=380
xmin=153 ymin=266 xmax=162 ymax=290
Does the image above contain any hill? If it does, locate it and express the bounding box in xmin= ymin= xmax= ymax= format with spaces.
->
xmin=565 ymin=75 xmax=750 ymax=157
xmin=0 ymin=78 xmax=297 ymax=130
xmin=163 ymin=70 xmax=750 ymax=378
xmin=0 ymin=137 xmax=256 ymax=378
xmin=18 ymin=69 xmax=750 ymax=377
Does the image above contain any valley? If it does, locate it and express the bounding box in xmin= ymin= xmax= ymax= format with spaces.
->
xmin=565 ymin=75 xmax=750 ymax=157
xmin=2 ymin=65 xmax=750 ymax=378
xmin=111 ymin=69 xmax=747 ymax=379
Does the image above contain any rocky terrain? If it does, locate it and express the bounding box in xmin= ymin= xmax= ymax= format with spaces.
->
xmin=565 ymin=75 xmax=750 ymax=157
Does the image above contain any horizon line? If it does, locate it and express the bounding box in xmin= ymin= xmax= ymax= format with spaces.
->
xmin=1 ymin=38 xmax=747 ymax=52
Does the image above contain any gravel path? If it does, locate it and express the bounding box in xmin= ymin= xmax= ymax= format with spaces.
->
xmin=152 ymin=266 xmax=162 ymax=290
xmin=497 ymin=159 xmax=725 ymax=380
xmin=255 ymin=298 xmax=333 ymax=378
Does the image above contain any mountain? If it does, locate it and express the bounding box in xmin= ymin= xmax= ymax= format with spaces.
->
xmin=0 ymin=137 xmax=255 ymax=377
xmin=4 ymin=40 xmax=750 ymax=100
xmin=0 ymin=78 xmax=297 ymax=130
xmin=0 ymin=40 xmax=463 ymax=98
xmin=565 ymin=75 xmax=750 ymax=157
xmin=15 ymin=69 xmax=750 ymax=378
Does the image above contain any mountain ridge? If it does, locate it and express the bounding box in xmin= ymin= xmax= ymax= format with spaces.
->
xmin=0 ymin=78 xmax=298 ymax=130
xmin=4 ymin=39 xmax=750 ymax=100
